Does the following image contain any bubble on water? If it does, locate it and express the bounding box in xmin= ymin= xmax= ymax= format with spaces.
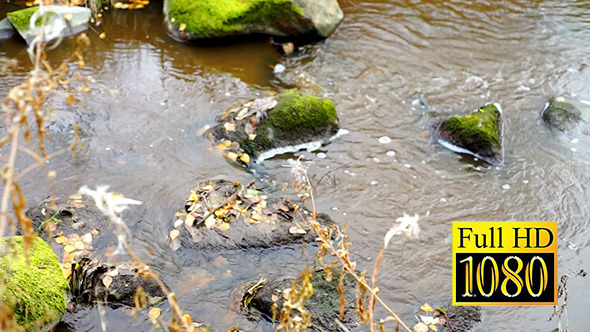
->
xmin=274 ymin=64 xmax=286 ymax=74
xmin=570 ymin=138 xmax=579 ymax=144
xmin=403 ymin=164 xmax=411 ymax=168
xmin=386 ymin=150 xmax=396 ymax=157
xmin=370 ymin=180 xmax=378 ymax=185
xmin=373 ymin=157 xmax=380 ymax=163
xmin=316 ymin=152 xmax=326 ymax=159
xmin=379 ymin=136 xmax=392 ymax=144
xmin=571 ymin=147 xmax=577 ymax=152
xmin=502 ymin=184 xmax=510 ymax=190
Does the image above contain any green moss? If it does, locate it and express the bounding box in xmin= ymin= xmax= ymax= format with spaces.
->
xmin=238 ymin=89 xmax=338 ymax=156
xmin=444 ymin=104 xmax=500 ymax=147
xmin=6 ymin=7 xmax=40 ymax=32
xmin=542 ymin=98 xmax=581 ymax=131
xmin=0 ymin=236 xmax=69 ymax=329
xmin=166 ymin=0 xmax=304 ymax=38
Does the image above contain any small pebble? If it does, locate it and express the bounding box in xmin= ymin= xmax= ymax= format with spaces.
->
xmin=378 ymin=136 xmax=392 ymax=144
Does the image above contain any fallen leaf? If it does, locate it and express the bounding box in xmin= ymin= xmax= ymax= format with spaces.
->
xmin=64 ymin=245 xmax=77 ymax=253
xmin=244 ymin=122 xmax=255 ymax=135
xmin=413 ymin=323 xmax=428 ymax=332
xmin=219 ymin=222 xmax=230 ymax=231
xmin=271 ymin=294 xmax=279 ymax=303
xmin=420 ymin=315 xmax=434 ymax=324
xmin=81 ymin=233 xmax=93 ymax=245
xmin=63 ymin=13 xmax=73 ymax=21
xmin=91 ymin=228 xmax=100 ymax=236
xmin=200 ymin=184 xmax=213 ymax=191
xmin=179 ymin=23 xmax=187 ymax=31
xmin=240 ymin=154 xmax=250 ymax=163
xmin=224 ymin=122 xmax=236 ymax=132
xmin=248 ymin=133 xmax=256 ymax=140
xmin=148 ymin=307 xmax=161 ymax=323
xmin=226 ymin=152 xmax=238 ymax=163
xmin=46 ymin=221 xmax=57 ymax=232
xmin=55 ymin=235 xmax=68 ymax=244
xmin=99 ymin=32 xmax=107 ymax=39
xmin=102 ymin=275 xmax=113 ymax=288
xmin=174 ymin=219 xmax=184 ymax=228
xmin=204 ymin=215 xmax=216 ymax=229
xmin=430 ymin=324 xmax=438 ymax=331
xmin=169 ymin=229 xmax=180 ymax=240
xmin=420 ymin=303 xmax=433 ymax=312
xmin=106 ymin=268 xmax=119 ymax=277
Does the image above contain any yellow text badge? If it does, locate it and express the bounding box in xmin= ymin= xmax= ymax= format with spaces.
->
xmin=452 ymin=221 xmax=557 ymax=305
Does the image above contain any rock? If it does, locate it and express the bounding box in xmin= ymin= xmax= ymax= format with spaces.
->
xmin=6 ymin=5 xmax=91 ymax=44
xmin=435 ymin=103 xmax=502 ymax=164
xmin=164 ymin=0 xmax=343 ymax=41
xmin=0 ymin=17 xmax=17 ymax=40
xmin=207 ymin=89 xmax=340 ymax=164
xmin=69 ymin=258 xmax=165 ymax=308
xmin=169 ymin=179 xmax=334 ymax=251
xmin=247 ymin=268 xmax=359 ymax=331
xmin=438 ymin=303 xmax=482 ymax=332
xmin=0 ymin=236 xmax=70 ymax=330
xmin=542 ymin=96 xmax=590 ymax=132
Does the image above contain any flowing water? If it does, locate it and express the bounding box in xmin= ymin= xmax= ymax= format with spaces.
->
xmin=1 ymin=0 xmax=590 ymax=331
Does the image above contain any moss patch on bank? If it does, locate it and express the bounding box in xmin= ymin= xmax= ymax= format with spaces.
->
xmin=166 ymin=0 xmax=305 ymax=38
xmin=0 ymin=236 xmax=69 ymax=328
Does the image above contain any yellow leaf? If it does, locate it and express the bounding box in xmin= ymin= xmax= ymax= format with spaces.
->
xmin=81 ymin=232 xmax=93 ymax=245
xmin=63 ymin=13 xmax=73 ymax=21
xmin=179 ymin=23 xmax=187 ymax=31
xmin=204 ymin=215 xmax=216 ymax=229
xmin=55 ymin=235 xmax=68 ymax=244
xmin=91 ymin=228 xmax=100 ymax=236
xmin=226 ymin=152 xmax=238 ymax=163
xmin=169 ymin=229 xmax=180 ymax=240
xmin=114 ymin=2 xmax=123 ymax=8
xmin=200 ymin=184 xmax=213 ymax=191
xmin=99 ymin=32 xmax=107 ymax=39
xmin=174 ymin=219 xmax=184 ymax=228
xmin=420 ymin=303 xmax=433 ymax=312
xmin=64 ymin=245 xmax=77 ymax=253
xmin=240 ymin=153 xmax=250 ymax=163
xmin=148 ymin=307 xmax=161 ymax=323
xmin=248 ymin=133 xmax=256 ymax=140
xmin=185 ymin=214 xmax=195 ymax=227
xmin=102 ymin=275 xmax=113 ymax=288
xmin=430 ymin=324 xmax=438 ymax=332
xmin=219 ymin=222 xmax=230 ymax=230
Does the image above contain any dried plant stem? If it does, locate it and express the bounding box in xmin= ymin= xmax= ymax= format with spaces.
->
xmin=298 ymin=172 xmax=411 ymax=332
xmin=0 ymin=125 xmax=21 ymax=237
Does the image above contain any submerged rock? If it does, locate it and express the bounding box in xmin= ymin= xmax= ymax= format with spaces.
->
xmin=164 ymin=0 xmax=343 ymax=41
xmin=435 ymin=104 xmax=502 ymax=164
xmin=0 ymin=236 xmax=70 ymax=330
xmin=438 ymin=303 xmax=482 ymax=332
xmin=247 ymin=268 xmax=359 ymax=331
xmin=207 ymin=89 xmax=339 ymax=164
xmin=6 ymin=5 xmax=91 ymax=44
xmin=542 ymin=96 xmax=590 ymax=132
xmin=168 ymin=179 xmax=333 ymax=251
xmin=0 ymin=17 xmax=16 ymax=40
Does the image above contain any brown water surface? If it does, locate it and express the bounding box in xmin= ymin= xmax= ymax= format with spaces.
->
xmin=1 ymin=1 xmax=590 ymax=331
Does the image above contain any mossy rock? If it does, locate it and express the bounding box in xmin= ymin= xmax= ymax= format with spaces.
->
xmin=542 ymin=97 xmax=584 ymax=131
xmin=6 ymin=6 xmax=91 ymax=44
xmin=436 ymin=104 xmax=502 ymax=164
xmin=163 ymin=0 xmax=343 ymax=40
xmin=0 ymin=236 xmax=69 ymax=331
xmin=249 ymin=268 xmax=358 ymax=331
xmin=207 ymin=89 xmax=339 ymax=163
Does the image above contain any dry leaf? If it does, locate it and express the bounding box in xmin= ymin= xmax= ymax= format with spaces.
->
xmin=240 ymin=154 xmax=250 ymax=163
xmin=420 ymin=315 xmax=434 ymax=324
xmin=219 ymin=222 xmax=230 ymax=231
xmin=179 ymin=23 xmax=187 ymax=31
xmin=248 ymin=133 xmax=256 ymax=140
xmin=271 ymin=294 xmax=279 ymax=303
xmin=55 ymin=235 xmax=68 ymax=244
xmin=169 ymin=229 xmax=180 ymax=240
xmin=226 ymin=152 xmax=238 ymax=163
xmin=91 ymin=228 xmax=100 ymax=236
xmin=185 ymin=214 xmax=195 ymax=227
xmin=63 ymin=245 xmax=76 ymax=253
xmin=148 ymin=307 xmax=161 ymax=323
xmin=224 ymin=122 xmax=236 ymax=132
xmin=204 ymin=215 xmax=216 ymax=229
xmin=102 ymin=275 xmax=113 ymax=288
xmin=99 ymin=32 xmax=107 ymax=39
xmin=174 ymin=219 xmax=184 ymax=228
xmin=413 ymin=323 xmax=429 ymax=332
xmin=430 ymin=324 xmax=438 ymax=331
xmin=81 ymin=233 xmax=93 ymax=245
xmin=244 ymin=122 xmax=255 ymax=135
xmin=200 ymin=184 xmax=213 ymax=191
xmin=420 ymin=303 xmax=433 ymax=312
xmin=106 ymin=268 xmax=119 ymax=277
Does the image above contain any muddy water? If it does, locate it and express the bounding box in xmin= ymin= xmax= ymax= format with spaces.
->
xmin=2 ymin=0 xmax=590 ymax=331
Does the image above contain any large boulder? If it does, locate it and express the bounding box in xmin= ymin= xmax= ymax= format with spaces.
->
xmin=542 ymin=96 xmax=590 ymax=133
xmin=6 ymin=5 xmax=91 ymax=44
xmin=168 ymin=179 xmax=334 ymax=251
xmin=0 ymin=236 xmax=69 ymax=330
xmin=164 ymin=0 xmax=344 ymax=41
xmin=206 ymin=89 xmax=340 ymax=165
xmin=435 ymin=104 xmax=502 ymax=165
